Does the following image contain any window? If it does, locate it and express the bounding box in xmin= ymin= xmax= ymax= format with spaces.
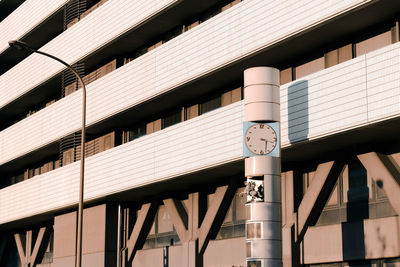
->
xmin=124 ymin=125 xmax=146 ymax=143
xmin=163 ymin=109 xmax=182 ymax=129
xmin=356 ymin=30 xmax=392 ymax=57
xmin=184 ymin=104 xmax=199 ymax=120
xmin=143 ymin=205 xmax=180 ymax=249
xmin=295 ymin=57 xmax=325 ymax=79
xmin=325 ymin=44 xmax=352 ymax=68
xmin=384 ymin=258 xmax=400 ymax=267
xmin=216 ymin=187 xmax=246 ymax=239
xmin=300 ymin=158 xmax=397 ymax=227
xmin=200 ymin=96 xmax=221 ymax=115
xmin=146 ymin=119 xmax=162 ymax=134
xmin=221 ymin=87 xmax=242 ymax=106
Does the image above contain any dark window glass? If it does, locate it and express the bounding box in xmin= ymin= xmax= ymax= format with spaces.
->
xmin=383 ymin=258 xmax=400 ymax=267
xmin=163 ymin=109 xmax=181 ymax=129
xmin=200 ymin=96 xmax=221 ymax=114
xmin=128 ymin=125 xmax=146 ymax=142
xmin=14 ymin=173 xmax=24 ymax=183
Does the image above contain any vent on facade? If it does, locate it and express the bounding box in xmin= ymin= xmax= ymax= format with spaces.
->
xmin=61 ymin=62 xmax=85 ymax=98
xmin=59 ymin=131 xmax=82 ymax=167
xmin=64 ymin=0 xmax=87 ymax=30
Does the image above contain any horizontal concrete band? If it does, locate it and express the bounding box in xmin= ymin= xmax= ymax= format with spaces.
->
xmin=246 ymin=239 xmax=282 ymax=259
xmin=245 ymin=156 xmax=281 ymax=177
xmin=244 ymin=67 xmax=280 ymax=87
xmin=246 ymin=259 xmax=282 ymax=267
xmin=245 ymin=102 xmax=280 ymax=122
xmin=244 ymin=82 xmax=280 ymax=87
xmin=244 ymin=84 xmax=280 ymax=104
xmin=246 ymin=220 xmax=282 ymax=240
xmin=246 ymin=202 xmax=281 ymax=221
xmin=244 ymin=100 xmax=280 ymax=105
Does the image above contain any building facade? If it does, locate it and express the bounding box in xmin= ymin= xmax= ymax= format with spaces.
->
xmin=1 ymin=0 xmax=400 ymax=266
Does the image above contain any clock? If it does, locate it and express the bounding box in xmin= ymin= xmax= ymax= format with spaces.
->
xmin=243 ymin=122 xmax=279 ymax=157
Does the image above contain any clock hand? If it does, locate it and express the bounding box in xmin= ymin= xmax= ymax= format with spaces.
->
xmin=260 ymin=138 xmax=268 ymax=151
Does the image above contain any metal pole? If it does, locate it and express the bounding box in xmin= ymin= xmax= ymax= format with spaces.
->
xmin=117 ymin=204 xmax=122 ymax=267
xmin=9 ymin=40 xmax=87 ymax=267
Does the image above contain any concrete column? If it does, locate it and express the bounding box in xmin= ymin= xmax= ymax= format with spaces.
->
xmin=53 ymin=204 xmax=117 ymax=267
xmin=244 ymin=67 xmax=280 ymax=122
xmin=244 ymin=67 xmax=282 ymax=267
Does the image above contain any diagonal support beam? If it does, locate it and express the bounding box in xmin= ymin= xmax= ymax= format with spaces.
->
xmin=31 ymin=226 xmax=52 ymax=266
xmin=162 ymin=179 xmax=237 ymax=260
xmin=358 ymin=152 xmax=400 ymax=215
xmin=297 ymin=160 xmax=344 ymax=242
xmin=14 ymin=233 xmax=26 ymax=266
xmin=126 ymin=200 xmax=158 ymax=262
xmin=164 ymin=198 xmax=190 ymax=242
xmin=14 ymin=225 xmax=52 ymax=267
xmin=281 ymin=171 xmax=298 ymax=267
xmin=197 ymin=180 xmax=237 ymax=254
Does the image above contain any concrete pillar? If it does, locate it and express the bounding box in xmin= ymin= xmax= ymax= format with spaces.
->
xmin=53 ymin=204 xmax=117 ymax=267
xmin=281 ymin=171 xmax=296 ymax=267
xmin=244 ymin=67 xmax=280 ymax=122
xmin=244 ymin=67 xmax=282 ymax=267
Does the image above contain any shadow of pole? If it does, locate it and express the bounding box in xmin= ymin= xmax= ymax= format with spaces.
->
xmin=342 ymin=157 xmax=370 ymax=266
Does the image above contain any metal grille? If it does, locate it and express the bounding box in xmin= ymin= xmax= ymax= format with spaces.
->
xmin=63 ymin=0 xmax=87 ymax=30
xmin=61 ymin=62 xmax=85 ymax=98
xmin=59 ymin=131 xmax=82 ymax=167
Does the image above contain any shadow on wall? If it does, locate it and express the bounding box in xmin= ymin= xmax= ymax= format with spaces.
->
xmin=288 ymin=80 xmax=309 ymax=144
xmin=342 ymin=157 xmax=370 ymax=266
xmin=1 ymin=235 xmax=20 ymax=267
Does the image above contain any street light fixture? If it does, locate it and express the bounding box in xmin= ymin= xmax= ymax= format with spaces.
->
xmin=9 ymin=40 xmax=87 ymax=267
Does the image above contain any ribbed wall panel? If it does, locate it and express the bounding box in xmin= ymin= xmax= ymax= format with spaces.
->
xmin=366 ymin=46 xmax=400 ymax=121
xmin=0 ymin=0 xmax=180 ymax=109
xmin=0 ymin=0 xmax=373 ymax=165
xmin=280 ymin=43 xmax=400 ymax=145
xmin=1 ymin=44 xmax=400 ymax=166
xmin=0 ymin=0 xmax=371 ymax=110
xmin=0 ymin=102 xmax=243 ymax=224
xmin=0 ymin=92 xmax=82 ymax=165
xmin=1 ymin=42 xmax=400 ymax=223
xmin=0 ymin=0 xmax=69 ymax=54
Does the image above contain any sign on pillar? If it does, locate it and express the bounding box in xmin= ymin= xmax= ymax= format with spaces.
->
xmin=243 ymin=67 xmax=282 ymax=267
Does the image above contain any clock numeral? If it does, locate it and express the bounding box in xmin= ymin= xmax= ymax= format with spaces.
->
xmin=259 ymin=150 xmax=264 ymax=155
xmin=246 ymin=137 xmax=250 ymax=141
xmin=259 ymin=124 xmax=264 ymax=129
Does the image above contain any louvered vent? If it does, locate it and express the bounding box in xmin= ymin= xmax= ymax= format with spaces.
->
xmin=64 ymin=0 xmax=87 ymax=30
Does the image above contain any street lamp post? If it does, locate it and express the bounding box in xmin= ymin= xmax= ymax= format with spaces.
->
xmin=9 ymin=40 xmax=86 ymax=267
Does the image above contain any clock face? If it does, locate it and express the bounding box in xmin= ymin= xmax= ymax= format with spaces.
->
xmin=245 ymin=123 xmax=277 ymax=155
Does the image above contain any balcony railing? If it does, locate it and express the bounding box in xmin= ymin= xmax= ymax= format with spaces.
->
xmin=0 ymin=0 xmax=374 ymax=165
xmin=0 ymin=0 xmax=179 ymax=109
xmin=280 ymin=42 xmax=400 ymax=145
xmin=1 ymin=41 xmax=400 ymax=224
xmin=0 ymin=0 xmax=68 ymax=54
xmin=0 ymin=102 xmax=243 ymax=224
